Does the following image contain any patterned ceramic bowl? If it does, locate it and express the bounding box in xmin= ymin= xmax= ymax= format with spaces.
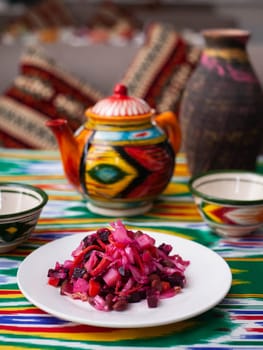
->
xmin=0 ymin=182 xmax=48 ymax=253
xmin=189 ymin=171 xmax=263 ymax=237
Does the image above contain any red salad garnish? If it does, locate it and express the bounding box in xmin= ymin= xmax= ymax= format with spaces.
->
xmin=47 ymin=220 xmax=190 ymax=311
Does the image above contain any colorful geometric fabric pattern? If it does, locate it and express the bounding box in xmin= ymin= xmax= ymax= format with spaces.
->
xmin=201 ymin=202 xmax=263 ymax=225
xmin=85 ymin=144 xmax=138 ymax=199
xmin=121 ymin=22 xmax=201 ymax=114
xmin=0 ymin=47 xmax=103 ymax=149
xmin=83 ymin=143 xmax=174 ymax=204
xmin=0 ymin=148 xmax=263 ymax=349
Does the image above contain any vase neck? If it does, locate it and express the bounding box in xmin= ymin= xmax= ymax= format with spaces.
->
xmin=204 ymin=29 xmax=249 ymax=49
xmin=202 ymin=29 xmax=250 ymax=62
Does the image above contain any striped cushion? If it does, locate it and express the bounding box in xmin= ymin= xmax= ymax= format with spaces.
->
xmin=121 ymin=22 xmax=201 ymax=114
xmin=0 ymin=47 xmax=103 ymax=149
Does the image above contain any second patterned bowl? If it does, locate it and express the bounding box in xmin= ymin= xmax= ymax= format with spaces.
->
xmin=189 ymin=170 xmax=263 ymax=237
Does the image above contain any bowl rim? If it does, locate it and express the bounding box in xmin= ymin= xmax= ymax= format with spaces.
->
xmin=0 ymin=182 xmax=48 ymax=219
xmin=189 ymin=170 xmax=263 ymax=206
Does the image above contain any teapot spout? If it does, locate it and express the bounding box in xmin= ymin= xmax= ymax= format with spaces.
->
xmin=46 ymin=119 xmax=81 ymax=189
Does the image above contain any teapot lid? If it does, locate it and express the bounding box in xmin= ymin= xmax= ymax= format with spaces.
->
xmin=88 ymin=84 xmax=152 ymax=118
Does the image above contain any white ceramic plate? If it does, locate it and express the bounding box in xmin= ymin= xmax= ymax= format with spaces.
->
xmin=17 ymin=231 xmax=232 ymax=328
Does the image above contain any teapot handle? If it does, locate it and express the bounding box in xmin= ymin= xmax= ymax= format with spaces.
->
xmin=155 ymin=111 xmax=181 ymax=153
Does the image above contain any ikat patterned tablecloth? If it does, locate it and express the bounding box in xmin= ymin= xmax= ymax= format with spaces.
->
xmin=0 ymin=148 xmax=263 ymax=350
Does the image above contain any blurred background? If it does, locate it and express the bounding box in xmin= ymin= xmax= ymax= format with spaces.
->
xmin=0 ymin=0 xmax=262 ymax=150
xmin=0 ymin=0 xmax=262 ymax=93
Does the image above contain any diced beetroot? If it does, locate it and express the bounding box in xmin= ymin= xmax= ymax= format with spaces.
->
xmin=73 ymin=278 xmax=89 ymax=293
xmin=60 ymin=280 xmax=73 ymax=295
xmin=47 ymin=264 xmax=68 ymax=280
xmin=146 ymin=288 xmax=160 ymax=308
xmin=158 ymin=243 xmax=173 ymax=255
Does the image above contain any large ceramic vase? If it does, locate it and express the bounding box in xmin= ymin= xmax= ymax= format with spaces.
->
xmin=180 ymin=29 xmax=263 ymax=176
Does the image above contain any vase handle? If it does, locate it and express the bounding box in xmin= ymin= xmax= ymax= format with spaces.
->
xmin=155 ymin=111 xmax=181 ymax=153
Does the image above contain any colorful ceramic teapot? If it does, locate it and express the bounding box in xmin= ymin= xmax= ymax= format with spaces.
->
xmin=47 ymin=84 xmax=181 ymax=216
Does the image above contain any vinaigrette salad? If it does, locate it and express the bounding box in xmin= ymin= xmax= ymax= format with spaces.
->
xmin=47 ymin=220 xmax=190 ymax=311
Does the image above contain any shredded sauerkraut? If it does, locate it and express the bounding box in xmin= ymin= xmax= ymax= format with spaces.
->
xmin=47 ymin=220 xmax=190 ymax=311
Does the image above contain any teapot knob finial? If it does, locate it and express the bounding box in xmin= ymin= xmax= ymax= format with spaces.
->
xmin=114 ymin=84 xmax=127 ymax=97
